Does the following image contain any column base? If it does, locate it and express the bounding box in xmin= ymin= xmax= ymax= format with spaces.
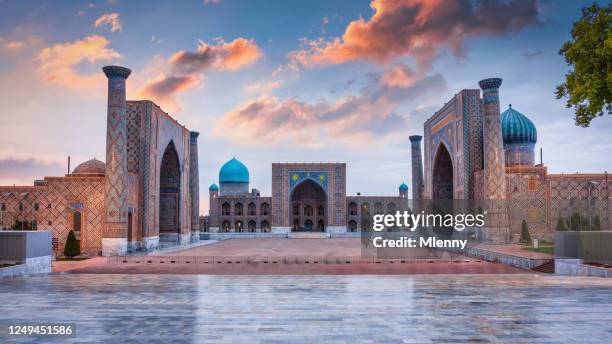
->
xmin=180 ymin=233 xmax=191 ymax=245
xmin=102 ymin=238 xmax=127 ymax=256
xmin=142 ymin=236 xmax=159 ymax=251
xmin=272 ymin=227 xmax=290 ymax=234
xmin=191 ymin=231 xmax=201 ymax=243
xmin=326 ymin=226 xmax=347 ymax=234
xmin=477 ymin=227 xmax=510 ymax=244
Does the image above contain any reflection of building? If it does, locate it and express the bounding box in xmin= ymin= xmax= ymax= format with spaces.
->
xmin=413 ymin=77 xmax=611 ymax=243
xmin=0 ymin=66 xmax=200 ymax=256
xmin=207 ymin=160 xmax=409 ymax=233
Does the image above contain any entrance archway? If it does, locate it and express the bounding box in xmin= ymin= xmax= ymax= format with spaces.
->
xmin=432 ymin=143 xmax=455 ymax=238
xmin=290 ymin=179 xmax=327 ymax=232
xmin=433 ymin=144 xmax=453 ymax=200
xmin=127 ymin=212 xmax=133 ymax=243
xmin=159 ymin=141 xmax=181 ymax=243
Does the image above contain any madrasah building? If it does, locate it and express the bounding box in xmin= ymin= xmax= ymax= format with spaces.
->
xmin=204 ymin=78 xmax=610 ymax=242
xmin=0 ymin=66 xmax=201 ymax=256
xmin=1 ymin=70 xmax=610 ymax=256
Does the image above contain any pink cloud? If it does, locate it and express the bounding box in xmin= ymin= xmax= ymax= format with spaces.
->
xmin=94 ymin=13 xmax=122 ymax=32
xmin=289 ymin=0 xmax=540 ymax=68
xmin=36 ymin=35 xmax=121 ymax=90
xmin=139 ymin=38 xmax=261 ymax=112
xmin=214 ymin=72 xmax=446 ymax=147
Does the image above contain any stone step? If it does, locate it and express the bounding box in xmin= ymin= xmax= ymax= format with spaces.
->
xmin=289 ymin=232 xmax=330 ymax=239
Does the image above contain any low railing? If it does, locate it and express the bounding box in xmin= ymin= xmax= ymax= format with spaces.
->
xmin=106 ymin=254 xmax=471 ymax=265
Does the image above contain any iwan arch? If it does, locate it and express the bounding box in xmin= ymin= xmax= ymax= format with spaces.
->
xmin=0 ymin=66 xmax=201 ymax=256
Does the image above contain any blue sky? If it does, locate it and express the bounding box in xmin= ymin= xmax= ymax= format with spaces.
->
xmin=0 ymin=0 xmax=610 ymax=214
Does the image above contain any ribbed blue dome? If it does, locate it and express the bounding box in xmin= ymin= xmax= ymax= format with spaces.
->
xmin=219 ymin=158 xmax=249 ymax=183
xmin=399 ymin=182 xmax=409 ymax=191
xmin=501 ymin=105 xmax=537 ymax=144
xmin=209 ymin=183 xmax=219 ymax=191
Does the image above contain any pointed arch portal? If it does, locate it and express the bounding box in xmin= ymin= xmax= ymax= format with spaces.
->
xmin=159 ymin=141 xmax=181 ymax=242
xmin=290 ymin=179 xmax=327 ymax=232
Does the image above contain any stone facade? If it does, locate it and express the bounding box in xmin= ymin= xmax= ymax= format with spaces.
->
xmin=208 ymin=161 xmax=409 ymax=233
xmin=419 ymin=77 xmax=610 ymax=243
xmin=0 ymin=65 xmax=199 ymax=256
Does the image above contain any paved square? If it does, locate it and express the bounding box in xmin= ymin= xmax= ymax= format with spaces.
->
xmin=1 ymin=274 xmax=612 ymax=343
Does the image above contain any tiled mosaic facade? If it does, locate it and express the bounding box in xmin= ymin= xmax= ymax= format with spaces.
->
xmin=0 ymin=177 xmax=105 ymax=254
xmin=0 ymin=66 xmax=199 ymax=256
xmin=207 ymin=162 xmax=408 ymax=233
xmin=419 ymin=77 xmax=610 ymax=243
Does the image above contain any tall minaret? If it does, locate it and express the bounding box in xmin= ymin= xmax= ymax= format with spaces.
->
xmin=409 ymin=135 xmax=424 ymax=211
xmin=102 ymin=65 xmax=131 ymax=256
xmin=189 ymin=131 xmax=200 ymax=242
xmin=478 ymin=78 xmax=510 ymax=243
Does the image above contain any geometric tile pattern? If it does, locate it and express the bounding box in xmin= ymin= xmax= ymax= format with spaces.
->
xmin=272 ymin=163 xmax=346 ymax=228
xmin=479 ymin=79 xmax=509 ymax=239
xmin=103 ymin=72 xmax=129 ymax=238
xmin=189 ymin=132 xmax=200 ymax=232
xmin=0 ymin=176 xmax=104 ymax=254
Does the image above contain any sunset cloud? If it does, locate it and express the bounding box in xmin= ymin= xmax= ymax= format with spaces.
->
xmin=245 ymin=80 xmax=282 ymax=94
xmin=214 ymin=72 xmax=445 ymax=147
xmin=94 ymin=13 xmax=122 ymax=32
xmin=289 ymin=0 xmax=540 ymax=68
xmin=380 ymin=64 xmax=420 ymax=88
xmin=139 ymin=38 xmax=261 ymax=111
xmin=37 ymin=35 xmax=121 ymax=90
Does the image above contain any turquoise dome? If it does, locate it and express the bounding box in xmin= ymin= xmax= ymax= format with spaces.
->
xmin=219 ymin=158 xmax=249 ymax=183
xmin=501 ymin=105 xmax=537 ymax=144
xmin=209 ymin=183 xmax=219 ymax=191
xmin=399 ymin=182 xmax=409 ymax=191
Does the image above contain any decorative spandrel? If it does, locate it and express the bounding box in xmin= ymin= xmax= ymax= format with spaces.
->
xmin=289 ymin=171 xmax=328 ymax=193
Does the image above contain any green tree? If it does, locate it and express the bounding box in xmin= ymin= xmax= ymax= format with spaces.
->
xmin=590 ymin=215 xmax=601 ymax=231
xmin=11 ymin=219 xmax=34 ymax=231
xmin=570 ymin=213 xmax=583 ymax=231
xmin=63 ymin=230 xmax=81 ymax=258
xmin=520 ymin=220 xmax=532 ymax=244
xmin=555 ymin=3 xmax=611 ymax=127
xmin=555 ymin=216 xmax=568 ymax=231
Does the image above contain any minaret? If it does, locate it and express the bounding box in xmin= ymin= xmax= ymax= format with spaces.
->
xmin=478 ymin=78 xmax=510 ymax=243
xmin=208 ymin=184 xmax=220 ymax=232
xmin=409 ymin=135 xmax=424 ymax=211
xmin=189 ymin=131 xmax=200 ymax=242
xmin=102 ymin=65 xmax=131 ymax=256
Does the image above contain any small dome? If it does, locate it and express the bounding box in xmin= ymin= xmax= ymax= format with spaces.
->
xmin=399 ymin=182 xmax=409 ymax=191
xmin=209 ymin=183 xmax=219 ymax=191
xmin=219 ymin=157 xmax=249 ymax=183
xmin=72 ymin=158 xmax=105 ymax=176
xmin=501 ymin=105 xmax=537 ymax=144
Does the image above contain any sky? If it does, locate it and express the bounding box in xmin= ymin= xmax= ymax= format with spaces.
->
xmin=0 ymin=0 xmax=611 ymax=215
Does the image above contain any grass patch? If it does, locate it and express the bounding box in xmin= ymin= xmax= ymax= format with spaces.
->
xmin=522 ymin=246 xmax=554 ymax=255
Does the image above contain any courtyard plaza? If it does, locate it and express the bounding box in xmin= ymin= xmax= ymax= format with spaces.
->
xmin=50 ymin=238 xmax=547 ymax=275
xmin=1 ymin=274 xmax=611 ymax=343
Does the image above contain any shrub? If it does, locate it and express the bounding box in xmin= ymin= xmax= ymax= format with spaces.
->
xmin=11 ymin=219 xmax=35 ymax=231
xmin=63 ymin=230 xmax=81 ymax=258
xmin=570 ymin=212 xmax=582 ymax=231
xmin=520 ymin=220 xmax=532 ymax=244
xmin=591 ymin=215 xmax=601 ymax=231
xmin=555 ymin=217 xmax=568 ymax=231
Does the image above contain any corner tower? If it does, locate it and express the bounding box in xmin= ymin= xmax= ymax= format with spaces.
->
xmin=409 ymin=135 xmax=424 ymax=210
xmin=478 ymin=78 xmax=510 ymax=243
xmin=189 ymin=131 xmax=200 ymax=242
xmin=102 ymin=65 xmax=131 ymax=256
